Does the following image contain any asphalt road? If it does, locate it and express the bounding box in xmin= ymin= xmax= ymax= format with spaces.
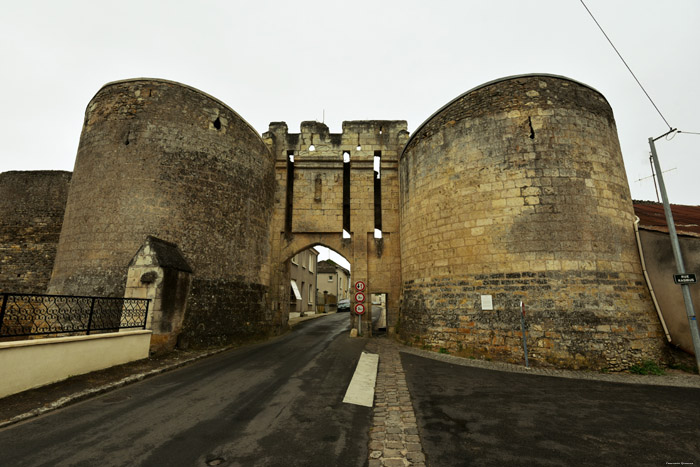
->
xmin=401 ymin=352 xmax=700 ymax=467
xmin=0 ymin=313 xmax=371 ymax=467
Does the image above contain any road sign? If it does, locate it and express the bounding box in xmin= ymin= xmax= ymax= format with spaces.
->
xmin=355 ymin=292 xmax=366 ymax=303
xmin=354 ymin=303 xmax=366 ymax=315
xmin=354 ymin=281 xmax=366 ymax=292
xmin=674 ymin=273 xmax=697 ymax=284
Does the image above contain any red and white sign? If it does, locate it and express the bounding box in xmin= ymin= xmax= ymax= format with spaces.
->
xmin=355 ymin=292 xmax=366 ymax=303
xmin=354 ymin=280 xmax=366 ymax=292
xmin=354 ymin=303 xmax=366 ymax=315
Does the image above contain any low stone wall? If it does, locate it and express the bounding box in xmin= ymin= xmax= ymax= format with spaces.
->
xmin=0 ymin=330 xmax=151 ymax=398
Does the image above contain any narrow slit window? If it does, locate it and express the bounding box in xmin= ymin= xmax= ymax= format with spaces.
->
xmin=285 ymin=150 xmax=295 ymax=236
xmin=374 ymin=151 xmax=382 ymax=238
xmin=343 ymin=151 xmax=351 ymax=238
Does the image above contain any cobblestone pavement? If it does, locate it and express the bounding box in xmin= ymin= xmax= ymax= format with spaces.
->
xmin=365 ymin=338 xmax=427 ymax=467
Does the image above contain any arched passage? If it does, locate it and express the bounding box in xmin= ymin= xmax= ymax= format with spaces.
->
xmin=279 ymin=241 xmax=355 ymax=325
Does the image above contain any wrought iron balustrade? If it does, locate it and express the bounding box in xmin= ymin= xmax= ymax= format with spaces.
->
xmin=0 ymin=293 xmax=149 ymax=339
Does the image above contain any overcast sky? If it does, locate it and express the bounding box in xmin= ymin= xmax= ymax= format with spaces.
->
xmin=2 ymin=0 xmax=698 ymax=210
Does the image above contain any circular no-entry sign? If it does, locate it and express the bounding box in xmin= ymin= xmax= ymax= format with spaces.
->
xmin=354 ymin=303 xmax=366 ymax=315
xmin=355 ymin=292 xmax=366 ymax=303
xmin=355 ymin=280 xmax=366 ymax=292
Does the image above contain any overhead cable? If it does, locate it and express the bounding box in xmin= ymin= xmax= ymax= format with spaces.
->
xmin=579 ymin=0 xmax=673 ymax=130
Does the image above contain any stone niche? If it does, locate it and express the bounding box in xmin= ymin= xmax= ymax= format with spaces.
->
xmin=125 ymin=236 xmax=193 ymax=355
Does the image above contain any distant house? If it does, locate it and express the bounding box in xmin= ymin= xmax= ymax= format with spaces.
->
xmin=317 ymin=259 xmax=351 ymax=308
xmin=289 ymin=248 xmax=319 ymax=317
xmin=633 ymin=201 xmax=700 ymax=356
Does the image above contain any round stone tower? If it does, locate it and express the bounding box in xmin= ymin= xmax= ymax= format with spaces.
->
xmin=49 ymin=79 xmax=277 ymax=346
xmin=399 ymin=74 xmax=666 ymax=370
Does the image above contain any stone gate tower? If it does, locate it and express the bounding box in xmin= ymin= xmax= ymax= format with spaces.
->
xmin=263 ymin=120 xmax=408 ymax=334
xmin=399 ymin=75 xmax=666 ymax=369
xmin=48 ymin=79 xmax=278 ymax=347
xmin=33 ymin=73 xmax=670 ymax=369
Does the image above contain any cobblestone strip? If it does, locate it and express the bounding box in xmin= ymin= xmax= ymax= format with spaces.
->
xmin=365 ymin=338 xmax=427 ymax=467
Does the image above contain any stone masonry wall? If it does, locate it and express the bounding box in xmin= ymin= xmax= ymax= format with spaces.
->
xmin=0 ymin=171 xmax=71 ymax=293
xmin=4 ymin=73 xmax=670 ymax=367
xmin=399 ymin=75 xmax=666 ymax=370
xmin=48 ymin=79 xmax=277 ymax=347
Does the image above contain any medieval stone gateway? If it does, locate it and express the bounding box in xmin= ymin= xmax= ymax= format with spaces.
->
xmin=3 ymin=74 xmax=667 ymax=369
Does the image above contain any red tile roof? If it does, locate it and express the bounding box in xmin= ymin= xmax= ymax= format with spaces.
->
xmin=633 ymin=201 xmax=700 ymax=236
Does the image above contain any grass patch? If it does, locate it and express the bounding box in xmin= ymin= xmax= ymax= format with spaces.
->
xmin=629 ymin=360 xmax=665 ymax=376
xmin=438 ymin=347 xmax=449 ymax=354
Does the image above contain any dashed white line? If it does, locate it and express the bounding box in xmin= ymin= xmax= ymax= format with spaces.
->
xmin=343 ymin=351 xmax=379 ymax=407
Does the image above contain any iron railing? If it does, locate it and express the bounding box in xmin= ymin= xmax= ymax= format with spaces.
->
xmin=0 ymin=293 xmax=150 ymax=339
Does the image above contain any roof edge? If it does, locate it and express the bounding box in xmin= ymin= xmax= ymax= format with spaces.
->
xmin=402 ymin=73 xmax=608 ymax=158
xmin=93 ymin=77 xmax=262 ymax=137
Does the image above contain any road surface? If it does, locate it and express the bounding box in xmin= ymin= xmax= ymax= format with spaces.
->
xmin=0 ymin=313 xmax=370 ymax=467
xmin=402 ymin=352 xmax=700 ymax=467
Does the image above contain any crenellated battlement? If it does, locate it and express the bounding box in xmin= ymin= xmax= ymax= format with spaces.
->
xmin=263 ymin=120 xmax=408 ymax=162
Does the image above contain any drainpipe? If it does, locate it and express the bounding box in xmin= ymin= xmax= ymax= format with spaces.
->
xmin=634 ymin=216 xmax=672 ymax=342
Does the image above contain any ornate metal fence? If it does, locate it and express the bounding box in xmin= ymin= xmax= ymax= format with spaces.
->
xmin=0 ymin=293 xmax=150 ymax=339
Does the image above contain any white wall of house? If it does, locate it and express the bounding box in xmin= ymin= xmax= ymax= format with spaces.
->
xmin=0 ymin=330 xmax=151 ymax=398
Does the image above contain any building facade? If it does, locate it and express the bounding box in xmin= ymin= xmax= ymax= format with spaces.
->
xmin=317 ymin=259 xmax=351 ymax=306
xmin=288 ymin=248 xmax=319 ymax=316
xmin=634 ymin=201 xmax=700 ymax=357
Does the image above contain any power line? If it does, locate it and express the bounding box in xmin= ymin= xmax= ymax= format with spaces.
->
xmin=678 ymin=130 xmax=700 ymax=136
xmin=579 ymin=0 xmax=673 ymax=130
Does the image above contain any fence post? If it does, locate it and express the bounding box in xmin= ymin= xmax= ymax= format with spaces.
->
xmin=142 ymin=299 xmax=150 ymax=330
xmin=87 ymin=297 xmax=96 ymax=335
xmin=0 ymin=293 xmax=8 ymax=335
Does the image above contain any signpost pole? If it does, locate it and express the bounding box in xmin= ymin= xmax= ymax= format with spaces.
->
xmin=354 ymin=281 xmax=367 ymax=337
xmin=519 ymin=301 xmax=529 ymax=368
xmin=649 ymin=133 xmax=700 ymax=370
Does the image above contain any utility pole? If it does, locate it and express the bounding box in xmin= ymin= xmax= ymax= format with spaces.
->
xmin=649 ymin=129 xmax=700 ymax=370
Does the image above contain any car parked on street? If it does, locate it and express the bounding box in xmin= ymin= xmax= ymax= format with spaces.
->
xmin=337 ymin=299 xmax=350 ymax=312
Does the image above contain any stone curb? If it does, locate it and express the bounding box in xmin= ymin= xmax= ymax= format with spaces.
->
xmin=398 ymin=345 xmax=700 ymax=388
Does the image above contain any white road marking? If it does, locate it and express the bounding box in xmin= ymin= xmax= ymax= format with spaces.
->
xmin=343 ymin=351 xmax=379 ymax=407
